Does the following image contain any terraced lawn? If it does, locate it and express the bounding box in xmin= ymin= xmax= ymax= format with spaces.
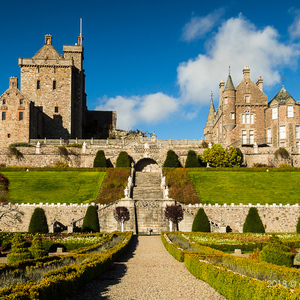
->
xmin=189 ymin=171 xmax=300 ymax=205
xmin=2 ymin=171 xmax=106 ymax=204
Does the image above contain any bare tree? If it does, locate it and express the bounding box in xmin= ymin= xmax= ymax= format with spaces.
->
xmin=114 ymin=206 xmax=130 ymax=232
xmin=164 ymin=203 xmax=183 ymax=231
xmin=0 ymin=204 xmax=24 ymax=228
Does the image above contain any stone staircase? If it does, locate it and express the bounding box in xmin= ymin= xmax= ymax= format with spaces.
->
xmin=133 ymin=172 xmax=163 ymax=200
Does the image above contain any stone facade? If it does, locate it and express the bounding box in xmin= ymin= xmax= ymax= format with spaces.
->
xmin=0 ymin=34 xmax=116 ymax=147
xmin=205 ymin=66 xmax=300 ymax=150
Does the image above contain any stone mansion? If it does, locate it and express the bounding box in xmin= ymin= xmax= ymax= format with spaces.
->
xmin=204 ymin=66 xmax=300 ymax=148
xmin=0 ymin=34 xmax=116 ymax=147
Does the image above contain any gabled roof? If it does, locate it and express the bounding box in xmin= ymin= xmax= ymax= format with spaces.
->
xmin=33 ymin=45 xmax=63 ymax=60
xmin=269 ymin=85 xmax=296 ymax=106
xmin=224 ymin=75 xmax=235 ymax=91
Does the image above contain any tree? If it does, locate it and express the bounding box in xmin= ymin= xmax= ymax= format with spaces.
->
xmin=243 ymin=207 xmax=265 ymax=233
xmin=7 ymin=233 xmax=32 ymax=264
xmin=163 ymin=150 xmax=181 ymax=168
xmin=0 ymin=204 xmax=24 ymax=228
xmin=82 ymin=205 xmax=100 ymax=232
xmin=28 ymin=208 xmax=49 ymax=234
xmin=192 ymin=208 xmax=210 ymax=232
xmin=296 ymin=215 xmax=300 ymax=233
xmin=164 ymin=203 xmax=183 ymax=231
xmin=202 ymin=144 xmax=241 ymax=167
xmin=114 ymin=206 xmax=130 ymax=232
xmin=115 ymin=151 xmax=131 ymax=167
xmin=93 ymin=150 xmax=107 ymax=168
xmin=185 ymin=150 xmax=200 ymax=168
xmin=29 ymin=234 xmax=47 ymax=258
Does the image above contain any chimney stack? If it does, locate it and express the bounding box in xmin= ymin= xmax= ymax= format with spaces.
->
xmin=45 ymin=34 xmax=52 ymax=45
xmin=256 ymin=76 xmax=263 ymax=91
xmin=243 ymin=66 xmax=250 ymax=80
xmin=9 ymin=77 xmax=18 ymax=89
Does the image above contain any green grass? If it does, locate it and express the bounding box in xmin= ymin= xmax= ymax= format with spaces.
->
xmin=3 ymin=171 xmax=106 ymax=204
xmin=189 ymin=171 xmax=300 ymax=205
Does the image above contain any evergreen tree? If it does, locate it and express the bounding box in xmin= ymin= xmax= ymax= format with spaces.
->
xmin=115 ymin=151 xmax=131 ymax=167
xmin=185 ymin=150 xmax=200 ymax=168
xmin=7 ymin=233 xmax=32 ymax=264
xmin=243 ymin=207 xmax=265 ymax=233
xmin=192 ymin=208 xmax=211 ymax=232
xmin=82 ymin=205 xmax=100 ymax=232
xmin=29 ymin=234 xmax=47 ymax=258
xmin=163 ymin=150 xmax=181 ymax=168
xmin=297 ymin=215 xmax=300 ymax=233
xmin=28 ymin=208 xmax=49 ymax=234
xmin=93 ymin=150 xmax=107 ymax=168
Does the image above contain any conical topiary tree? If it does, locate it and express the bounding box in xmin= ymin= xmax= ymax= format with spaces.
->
xmin=7 ymin=233 xmax=32 ymax=264
xmin=93 ymin=150 xmax=107 ymax=168
xmin=115 ymin=151 xmax=131 ymax=167
xmin=82 ymin=205 xmax=100 ymax=232
xmin=29 ymin=234 xmax=47 ymax=258
xmin=28 ymin=208 xmax=49 ymax=234
xmin=297 ymin=216 xmax=300 ymax=233
xmin=163 ymin=150 xmax=181 ymax=168
xmin=243 ymin=207 xmax=265 ymax=233
xmin=192 ymin=208 xmax=210 ymax=232
xmin=185 ymin=150 xmax=200 ymax=168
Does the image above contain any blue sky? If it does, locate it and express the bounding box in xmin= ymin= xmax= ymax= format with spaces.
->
xmin=1 ymin=0 xmax=300 ymax=139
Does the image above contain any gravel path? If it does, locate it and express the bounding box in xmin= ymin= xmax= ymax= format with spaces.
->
xmin=67 ymin=235 xmax=227 ymax=300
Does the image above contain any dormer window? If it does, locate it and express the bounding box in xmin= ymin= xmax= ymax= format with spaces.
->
xmin=245 ymin=95 xmax=250 ymax=103
xmin=287 ymin=106 xmax=293 ymax=118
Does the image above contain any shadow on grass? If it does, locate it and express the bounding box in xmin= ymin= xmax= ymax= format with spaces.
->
xmin=66 ymin=235 xmax=139 ymax=300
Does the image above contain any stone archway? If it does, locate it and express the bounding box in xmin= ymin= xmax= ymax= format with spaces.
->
xmin=135 ymin=158 xmax=159 ymax=172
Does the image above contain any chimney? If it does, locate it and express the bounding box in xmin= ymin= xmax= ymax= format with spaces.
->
xmin=256 ymin=76 xmax=263 ymax=91
xmin=243 ymin=66 xmax=250 ymax=80
xmin=9 ymin=77 xmax=18 ymax=89
xmin=45 ymin=34 xmax=52 ymax=45
xmin=77 ymin=35 xmax=83 ymax=46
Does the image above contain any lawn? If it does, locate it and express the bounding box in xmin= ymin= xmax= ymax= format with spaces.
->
xmin=189 ymin=171 xmax=300 ymax=205
xmin=2 ymin=171 xmax=106 ymax=204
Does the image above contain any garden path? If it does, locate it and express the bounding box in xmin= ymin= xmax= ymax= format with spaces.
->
xmin=66 ymin=235 xmax=227 ymax=300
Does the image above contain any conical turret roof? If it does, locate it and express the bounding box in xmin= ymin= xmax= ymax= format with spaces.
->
xmin=224 ymin=75 xmax=235 ymax=91
xmin=205 ymin=99 xmax=215 ymax=127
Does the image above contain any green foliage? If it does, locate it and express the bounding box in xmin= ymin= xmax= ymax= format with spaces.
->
xmin=259 ymin=235 xmax=294 ymax=267
xmin=274 ymin=147 xmax=289 ymax=159
xmin=297 ymin=215 xmax=300 ymax=234
xmin=9 ymin=142 xmax=34 ymax=147
xmin=82 ymin=206 xmax=100 ymax=232
xmin=243 ymin=207 xmax=265 ymax=233
xmin=202 ymin=144 xmax=241 ymax=167
xmin=192 ymin=208 xmax=210 ymax=232
xmin=115 ymin=151 xmax=131 ymax=167
xmin=29 ymin=234 xmax=48 ymax=258
xmin=185 ymin=150 xmax=200 ymax=168
xmin=93 ymin=150 xmax=107 ymax=168
xmin=163 ymin=150 xmax=181 ymax=168
xmin=7 ymin=233 xmax=32 ymax=264
xmin=28 ymin=208 xmax=49 ymax=234
xmin=163 ymin=168 xmax=198 ymax=204
xmin=65 ymin=143 xmax=82 ymax=148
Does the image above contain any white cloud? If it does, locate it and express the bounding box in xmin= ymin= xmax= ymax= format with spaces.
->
xmin=178 ymin=13 xmax=300 ymax=105
xmin=181 ymin=9 xmax=224 ymax=42
xmin=95 ymin=93 xmax=178 ymax=130
xmin=288 ymin=10 xmax=300 ymax=40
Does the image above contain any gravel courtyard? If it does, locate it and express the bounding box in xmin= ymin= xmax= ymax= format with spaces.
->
xmin=67 ymin=235 xmax=226 ymax=300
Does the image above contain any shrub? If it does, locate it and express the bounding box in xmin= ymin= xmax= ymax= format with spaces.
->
xmin=297 ymin=215 xmax=300 ymax=234
xmin=192 ymin=208 xmax=210 ymax=232
xmin=93 ymin=150 xmax=107 ymax=168
xmin=9 ymin=142 xmax=34 ymax=147
xmin=274 ymin=147 xmax=289 ymax=159
xmin=253 ymin=163 xmax=268 ymax=168
xmin=163 ymin=150 xmax=181 ymax=168
xmin=65 ymin=143 xmax=82 ymax=148
xmin=28 ymin=208 xmax=49 ymax=234
xmin=185 ymin=150 xmax=200 ymax=168
xmin=7 ymin=233 xmax=32 ymax=264
xmin=115 ymin=151 xmax=130 ymax=167
xmin=243 ymin=207 xmax=265 ymax=233
xmin=278 ymin=164 xmax=293 ymax=168
xmin=29 ymin=234 xmax=47 ymax=258
xmin=53 ymin=163 xmax=69 ymax=168
xmin=248 ymin=248 xmax=260 ymax=262
xmin=82 ymin=205 xmax=100 ymax=232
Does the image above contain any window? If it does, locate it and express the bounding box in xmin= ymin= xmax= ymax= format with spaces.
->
xmin=2 ymin=99 xmax=5 ymax=105
xmin=250 ymin=114 xmax=254 ymax=124
xmin=242 ymin=130 xmax=247 ymax=144
xmin=242 ymin=114 xmax=245 ymax=123
xmin=267 ymin=128 xmax=271 ymax=143
xmin=224 ymin=97 xmax=228 ymax=104
xmin=231 ymin=112 xmax=235 ymax=120
xmin=272 ymin=107 xmax=278 ymax=119
xmin=19 ymin=112 xmax=23 ymax=121
xmin=53 ymin=80 xmax=56 ymax=90
xmin=245 ymin=114 xmax=250 ymax=124
xmin=287 ymin=106 xmax=293 ymax=118
xmin=242 ymin=114 xmax=254 ymax=124
xmin=20 ymin=99 xmax=23 ymax=105
xmin=297 ymin=142 xmax=300 ymax=148
xmin=2 ymin=112 xmax=6 ymax=121
xmin=280 ymin=142 xmax=286 ymax=147
xmin=37 ymin=80 xmax=40 ymax=90
xmin=249 ymin=130 xmax=254 ymax=144
xmin=54 ymin=106 xmax=59 ymax=113
xmin=245 ymin=95 xmax=250 ymax=103
xmin=7 ymin=134 xmax=10 ymax=138
xmin=280 ymin=126 xmax=286 ymax=139
xmin=296 ymin=126 xmax=300 ymax=138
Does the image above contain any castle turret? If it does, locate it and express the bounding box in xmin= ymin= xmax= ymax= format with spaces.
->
xmin=223 ymin=74 xmax=236 ymax=131
xmin=218 ymin=79 xmax=225 ymax=108
xmin=204 ymin=98 xmax=215 ymax=142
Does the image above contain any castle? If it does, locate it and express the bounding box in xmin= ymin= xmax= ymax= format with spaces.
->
xmin=0 ymin=34 xmax=116 ymax=147
xmin=204 ymin=66 xmax=300 ymax=149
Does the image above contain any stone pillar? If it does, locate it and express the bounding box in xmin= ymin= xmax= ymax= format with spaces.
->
xmin=254 ymin=142 xmax=258 ymax=154
xmin=82 ymin=142 xmax=86 ymax=154
xmin=36 ymin=141 xmax=40 ymax=154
